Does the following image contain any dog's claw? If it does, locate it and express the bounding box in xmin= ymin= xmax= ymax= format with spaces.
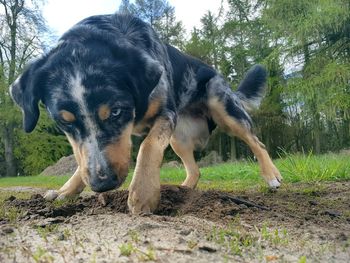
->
xmin=44 ymin=190 xmax=59 ymax=201
xmin=268 ymin=178 xmax=281 ymax=189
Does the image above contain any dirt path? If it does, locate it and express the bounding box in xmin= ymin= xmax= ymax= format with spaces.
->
xmin=1 ymin=182 xmax=349 ymax=262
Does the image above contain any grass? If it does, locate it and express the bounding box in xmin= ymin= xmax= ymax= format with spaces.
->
xmin=0 ymin=175 xmax=70 ymax=189
xmin=0 ymin=191 xmax=32 ymax=222
xmin=207 ymin=217 xmax=290 ymax=258
xmin=0 ymin=152 xmax=349 ymax=192
xmin=278 ymin=152 xmax=350 ymax=182
xmin=117 ymin=229 xmax=157 ymax=260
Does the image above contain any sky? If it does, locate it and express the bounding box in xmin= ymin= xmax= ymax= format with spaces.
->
xmin=43 ymin=0 xmax=223 ymax=37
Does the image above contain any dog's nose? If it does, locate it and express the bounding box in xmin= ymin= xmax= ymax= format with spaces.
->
xmin=90 ymin=172 xmax=119 ymax=192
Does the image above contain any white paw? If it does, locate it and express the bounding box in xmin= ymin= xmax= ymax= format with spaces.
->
xmin=44 ymin=190 xmax=59 ymax=201
xmin=268 ymin=178 xmax=281 ymax=188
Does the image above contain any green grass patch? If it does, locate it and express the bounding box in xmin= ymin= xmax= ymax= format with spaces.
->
xmin=0 ymin=153 xmax=349 ymax=191
xmin=0 ymin=175 xmax=70 ymax=189
xmin=0 ymin=191 xmax=32 ymax=222
xmin=277 ymin=152 xmax=350 ymax=183
xmin=207 ymin=217 xmax=290 ymax=257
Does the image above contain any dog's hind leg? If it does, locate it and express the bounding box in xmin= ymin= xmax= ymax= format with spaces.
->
xmin=207 ymin=75 xmax=282 ymax=188
xmin=170 ymin=138 xmax=199 ymax=189
xmin=170 ymin=115 xmax=209 ymax=189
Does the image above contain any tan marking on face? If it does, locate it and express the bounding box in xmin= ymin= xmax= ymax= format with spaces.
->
xmin=98 ymin=104 xmax=111 ymax=121
xmin=60 ymin=110 xmax=76 ymax=123
xmin=104 ymin=123 xmax=133 ymax=184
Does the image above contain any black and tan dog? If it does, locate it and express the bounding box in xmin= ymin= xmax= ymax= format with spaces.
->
xmin=10 ymin=13 xmax=282 ymax=214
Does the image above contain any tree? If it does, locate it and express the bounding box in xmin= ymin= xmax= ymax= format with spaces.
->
xmin=0 ymin=0 xmax=68 ymax=176
xmin=119 ymin=0 xmax=168 ymax=26
xmin=118 ymin=0 xmax=133 ymax=14
xmin=223 ymin=0 xmax=287 ymax=157
xmin=263 ymin=0 xmax=350 ymax=153
xmin=118 ymin=0 xmax=185 ymax=47
xmin=0 ymin=0 xmax=47 ymax=176
xmin=153 ymin=3 xmax=185 ymax=48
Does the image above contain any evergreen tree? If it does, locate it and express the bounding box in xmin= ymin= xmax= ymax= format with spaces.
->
xmin=154 ymin=3 xmax=185 ymax=48
xmin=263 ymin=0 xmax=350 ymax=153
xmin=118 ymin=0 xmax=185 ymax=48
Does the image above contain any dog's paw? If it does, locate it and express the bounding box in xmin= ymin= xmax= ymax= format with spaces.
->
xmin=267 ymin=171 xmax=283 ymax=189
xmin=263 ymin=166 xmax=283 ymax=189
xmin=268 ymin=178 xmax=281 ymax=188
xmin=128 ymin=186 xmax=160 ymax=214
xmin=44 ymin=190 xmax=71 ymax=201
xmin=44 ymin=190 xmax=59 ymax=201
xmin=181 ymin=174 xmax=200 ymax=189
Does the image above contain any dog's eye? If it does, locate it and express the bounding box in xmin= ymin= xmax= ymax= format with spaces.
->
xmin=111 ymin=109 xmax=121 ymax=118
xmin=60 ymin=120 xmax=74 ymax=129
xmin=57 ymin=116 xmax=75 ymax=129
xmin=65 ymin=123 xmax=73 ymax=129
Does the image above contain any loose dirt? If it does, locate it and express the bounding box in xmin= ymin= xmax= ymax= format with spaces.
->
xmin=1 ymin=182 xmax=349 ymax=262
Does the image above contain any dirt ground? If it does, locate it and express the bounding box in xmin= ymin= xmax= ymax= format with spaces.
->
xmin=0 ymin=182 xmax=350 ymax=263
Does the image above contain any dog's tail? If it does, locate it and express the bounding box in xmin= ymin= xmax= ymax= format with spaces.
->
xmin=236 ymin=64 xmax=267 ymax=111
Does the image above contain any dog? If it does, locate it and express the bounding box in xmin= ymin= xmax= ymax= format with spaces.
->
xmin=10 ymin=13 xmax=282 ymax=214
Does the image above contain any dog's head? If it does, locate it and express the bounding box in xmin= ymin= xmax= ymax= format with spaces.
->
xmin=10 ymin=29 xmax=163 ymax=192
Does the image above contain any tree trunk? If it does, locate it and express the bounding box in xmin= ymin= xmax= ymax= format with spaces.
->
xmin=3 ymin=124 xmax=16 ymax=176
xmin=314 ymin=113 xmax=321 ymax=154
xmin=314 ymin=129 xmax=321 ymax=154
xmin=218 ymin=133 xmax=223 ymax=159
xmin=230 ymin=137 xmax=236 ymax=161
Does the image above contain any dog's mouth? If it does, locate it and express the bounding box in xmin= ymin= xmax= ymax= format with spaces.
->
xmin=86 ymin=161 xmax=129 ymax=192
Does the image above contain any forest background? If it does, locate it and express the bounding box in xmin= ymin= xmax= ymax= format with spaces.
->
xmin=0 ymin=0 xmax=349 ymax=177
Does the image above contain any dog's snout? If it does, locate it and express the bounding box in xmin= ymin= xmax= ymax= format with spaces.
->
xmin=90 ymin=171 xmax=119 ymax=192
xmin=96 ymin=163 xmax=102 ymax=175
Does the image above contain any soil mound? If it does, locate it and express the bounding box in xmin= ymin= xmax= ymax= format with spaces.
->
xmin=4 ymin=185 xmax=266 ymax=222
xmin=4 ymin=182 xmax=350 ymax=229
xmin=41 ymin=155 xmax=76 ymax=176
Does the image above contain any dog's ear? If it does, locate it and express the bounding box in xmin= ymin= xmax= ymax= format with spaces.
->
xmin=118 ymin=52 xmax=163 ymax=94
xmin=135 ymin=57 xmax=163 ymax=94
xmin=9 ymin=57 xmax=47 ymax=133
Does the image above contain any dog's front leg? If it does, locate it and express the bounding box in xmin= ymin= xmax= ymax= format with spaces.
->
xmin=45 ymin=135 xmax=86 ymax=200
xmin=128 ymin=116 xmax=174 ymax=214
xmin=44 ymin=167 xmax=86 ymax=200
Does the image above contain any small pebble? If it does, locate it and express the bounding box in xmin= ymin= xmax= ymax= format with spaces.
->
xmin=239 ymin=204 xmax=248 ymax=209
xmin=98 ymin=194 xmax=108 ymax=207
xmin=179 ymin=229 xmax=193 ymax=236
xmin=198 ymin=244 xmax=218 ymax=253
xmin=2 ymin=227 xmax=14 ymax=234
xmin=57 ymin=233 xmax=65 ymax=241
xmin=95 ymin=246 xmax=102 ymax=252
xmin=324 ymin=210 xmax=342 ymax=218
